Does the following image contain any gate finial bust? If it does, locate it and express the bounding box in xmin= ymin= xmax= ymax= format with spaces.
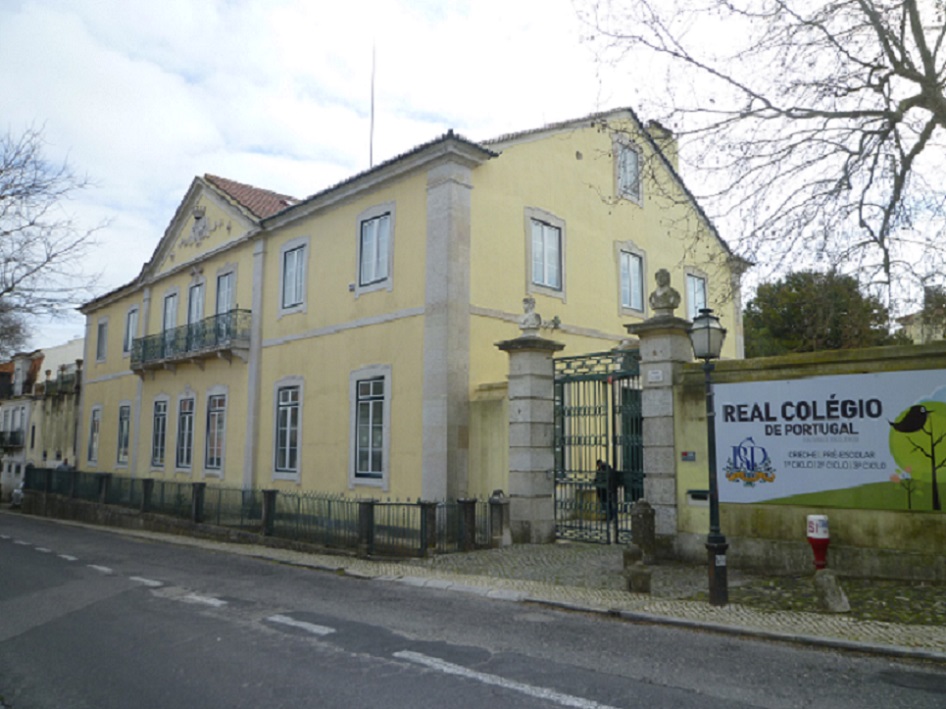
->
xmin=520 ymin=296 xmax=542 ymax=335
xmin=649 ymin=269 xmax=681 ymax=317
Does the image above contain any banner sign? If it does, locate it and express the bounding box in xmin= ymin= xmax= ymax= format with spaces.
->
xmin=714 ymin=369 xmax=946 ymax=511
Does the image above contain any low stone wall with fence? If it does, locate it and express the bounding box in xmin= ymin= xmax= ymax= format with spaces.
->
xmin=18 ymin=467 xmax=510 ymax=559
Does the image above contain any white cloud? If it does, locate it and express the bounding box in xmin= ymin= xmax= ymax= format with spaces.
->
xmin=1 ymin=0 xmax=616 ymax=351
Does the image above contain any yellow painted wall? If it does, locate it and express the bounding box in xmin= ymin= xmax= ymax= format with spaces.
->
xmin=256 ymin=316 xmax=425 ymax=497
xmin=468 ymin=383 xmax=509 ymax=500
xmin=136 ymin=359 xmax=250 ymax=483
xmin=261 ymin=172 xmax=429 ymax=343
xmin=469 ymin=118 xmax=740 ymax=381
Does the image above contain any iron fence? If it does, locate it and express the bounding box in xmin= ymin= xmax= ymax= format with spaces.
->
xmin=20 ymin=469 xmax=497 ymax=558
xmin=148 ymin=480 xmax=194 ymax=519
xmin=203 ymin=485 xmax=263 ymax=529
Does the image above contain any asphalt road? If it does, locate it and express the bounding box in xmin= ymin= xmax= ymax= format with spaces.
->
xmin=1 ymin=513 xmax=944 ymax=709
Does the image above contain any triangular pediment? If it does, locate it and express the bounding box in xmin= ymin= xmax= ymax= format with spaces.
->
xmin=146 ymin=177 xmax=260 ymax=280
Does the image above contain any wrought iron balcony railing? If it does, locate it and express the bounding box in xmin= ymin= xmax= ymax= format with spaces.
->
xmin=0 ymin=430 xmax=25 ymax=448
xmin=43 ymin=372 xmax=78 ymax=397
xmin=131 ymin=309 xmax=252 ymax=371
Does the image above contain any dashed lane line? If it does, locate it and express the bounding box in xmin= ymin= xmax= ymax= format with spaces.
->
xmin=182 ymin=593 xmax=228 ymax=608
xmin=35 ymin=547 xmax=52 ymax=553
xmin=393 ymin=650 xmax=621 ymax=709
xmin=266 ymin=614 xmax=336 ymax=637
xmin=14 ymin=540 xmax=30 ymax=546
xmin=59 ymin=555 xmax=78 ymax=561
xmin=88 ymin=565 xmax=113 ymax=574
xmin=129 ymin=576 xmax=163 ymax=588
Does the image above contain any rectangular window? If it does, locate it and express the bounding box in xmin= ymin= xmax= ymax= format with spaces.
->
xmin=123 ymin=309 xmax=138 ymax=354
xmin=176 ymin=398 xmax=195 ymax=469
xmin=618 ymin=144 xmax=641 ymax=201
xmin=152 ymin=401 xmax=167 ymax=467
xmin=188 ymin=283 xmax=204 ymax=325
xmin=620 ymin=251 xmax=644 ymax=311
xmin=163 ymin=293 xmax=178 ymax=355
xmin=96 ymin=320 xmax=108 ymax=361
xmin=216 ymin=272 xmax=234 ymax=315
xmin=282 ymin=245 xmax=305 ymax=308
xmin=117 ymin=405 xmax=131 ymax=464
xmin=275 ymin=386 xmax=300 ymax=472
xmin=359 ymin=213 xmax=391 ymax=286
xmin=88 ymin=409 xmax=101 ymax=463
xmin=205 ymin=394 xmax=226 ymax=470
xmin=531 ymin=219 xmax=562 ymax=290
xmin=686 ymin=273 xmax=707 ymax=320
xmin=355 ymin=378 xmax=385 ymax=479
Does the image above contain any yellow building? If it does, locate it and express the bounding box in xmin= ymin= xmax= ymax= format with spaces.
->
xmin=79 ymin=109 xmax=745 ymax=502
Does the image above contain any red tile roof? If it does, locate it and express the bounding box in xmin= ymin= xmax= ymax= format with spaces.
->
xmin=204 ymin=174 xmax=299 ymax=219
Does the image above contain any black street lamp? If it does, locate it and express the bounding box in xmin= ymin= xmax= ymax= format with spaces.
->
xmin=688 ymin=308 xmax=728 ymax=607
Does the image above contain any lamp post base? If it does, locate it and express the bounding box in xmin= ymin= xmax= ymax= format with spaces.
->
xmin=706 ymin=535 xmax=729 ymax=607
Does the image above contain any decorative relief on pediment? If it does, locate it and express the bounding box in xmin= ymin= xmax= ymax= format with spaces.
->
xmin=179 ymin=205 xmax=231 ymax=248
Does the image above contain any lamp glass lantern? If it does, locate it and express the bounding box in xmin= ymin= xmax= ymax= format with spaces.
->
xmin=689 ymin=308 xmax=726 ymax=361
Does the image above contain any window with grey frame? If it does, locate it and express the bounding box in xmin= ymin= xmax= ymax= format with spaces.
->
xmin=205 ymin=394 xmax=226 ymax=470
xmin=176 ymin=398 xmax=195 ymax=468
xmin=530 ymin=219 xmax=562 ymax=290
xmin=282 ymin=245 xmax=305 ymax=309
xmin=123 ymin=308 xmax=138 ymax=354
xmin=152 ymin=401 xmax=167 ymax=467
xmin=355 ymin=377 xmax=385 ymax=479
xmin=359 ymin=213 xmax=391 ymax=287
xmin=618 ymin=143 xmax=641 ymax=201
xmin=275 ymin=385 xmax=300 ymax=473
xmin=620 ymin=250 xmax=644 ymax=311
xmin=686 ymin=273 xmax=707 ymax=320
xmin=88 ymin=408 xmax=101 ymax=463
xmin=117 ymin=405 xmax=131 ymax=464
xmin=96 ymin=320 xmax=108 ymax=360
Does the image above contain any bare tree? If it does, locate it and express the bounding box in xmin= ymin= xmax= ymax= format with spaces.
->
xmin=0 ymin=303 xmax=26 ymax=358
xmin=579 ymin=0 xmax=946 ymax=310
xmin=0 ymin=126 xmax=99 ymax=321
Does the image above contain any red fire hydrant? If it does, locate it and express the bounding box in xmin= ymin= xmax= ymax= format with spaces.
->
xmin=806 ymin=515 xmax=830 ymax=570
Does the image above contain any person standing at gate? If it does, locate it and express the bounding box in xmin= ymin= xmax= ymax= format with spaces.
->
xmin=596 ymin=459 xmax=619 ymax=522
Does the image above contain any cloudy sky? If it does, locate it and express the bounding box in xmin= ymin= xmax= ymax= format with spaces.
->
xmin=2 ymin=0 xmax=641 ymax=350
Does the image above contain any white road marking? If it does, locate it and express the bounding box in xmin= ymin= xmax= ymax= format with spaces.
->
xmin=35 ymin=547 xmax=52 ymax=553
xmin=0 ymin=534 xmax=10 ymax=539
xmin=393 ymin=651 xmax=620 ymax=709
xmin=182 ymin=593 xmax=227 ymax=608
xmin=129 ymin=576 xmax=163 ymax=588
xmin=14 ymin=540 xmax=30 ymax=546
xmin=59 ymin=554 xmax=78 ymax=562
xmin=266 ymin=615 xmax=336 ymax=636
xmin=88 ymin=565 xmax=113 ymax=574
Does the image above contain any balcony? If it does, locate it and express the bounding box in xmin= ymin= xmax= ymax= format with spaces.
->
xmin=43 ymin=372 xmax=78 ymax=397
xmin=131 ymin=309 xmax=252 ymax=373
xmin=0 ymin=430 xmax=25 ymax=449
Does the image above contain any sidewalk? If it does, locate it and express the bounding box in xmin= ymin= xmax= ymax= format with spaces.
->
xmin=6 ymin=510 xmax=945 ymax=660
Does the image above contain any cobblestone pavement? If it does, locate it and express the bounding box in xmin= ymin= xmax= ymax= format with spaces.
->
xmin=8 ymin=515 xmax=945 ymax=660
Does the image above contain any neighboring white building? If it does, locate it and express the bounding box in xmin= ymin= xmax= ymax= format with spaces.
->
xmin=0 ymin=338 xmax=84 ymax=500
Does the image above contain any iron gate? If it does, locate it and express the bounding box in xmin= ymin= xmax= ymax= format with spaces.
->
xmin=554 ymin=349 xmax=643 ymax=543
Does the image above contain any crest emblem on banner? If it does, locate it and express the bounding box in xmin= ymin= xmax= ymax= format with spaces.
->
xmin=723 ymin=437 xmax=776 ymax=486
